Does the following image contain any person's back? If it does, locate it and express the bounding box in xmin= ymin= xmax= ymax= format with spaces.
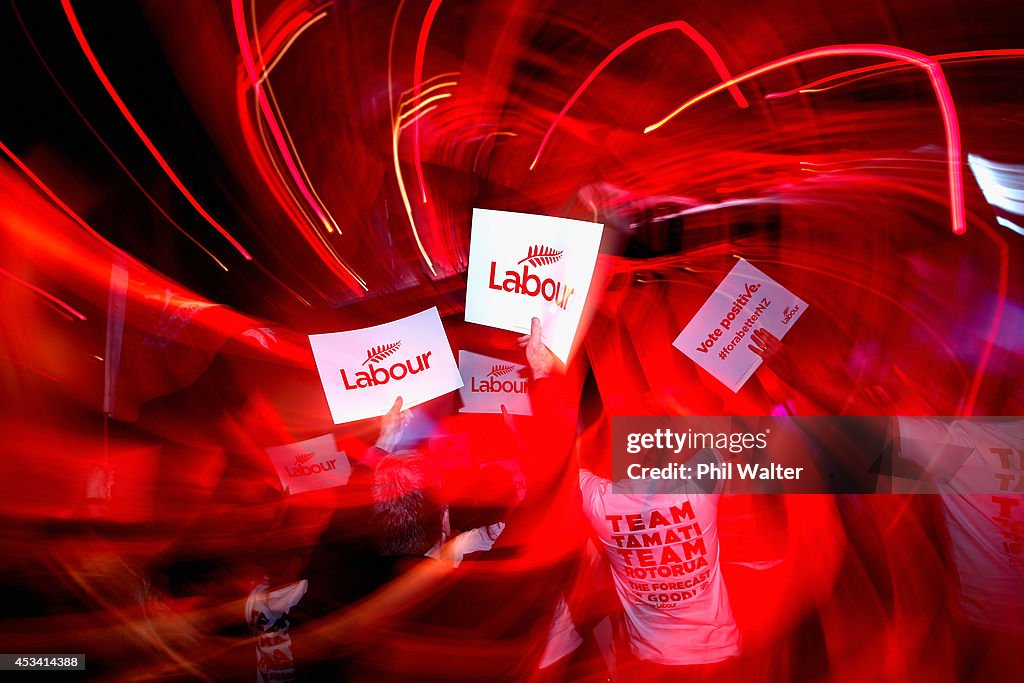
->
xmin=579 ymin=460 xmax=740 ymax=667
xmin=897 ymin=417 xmax=1024 ymax=633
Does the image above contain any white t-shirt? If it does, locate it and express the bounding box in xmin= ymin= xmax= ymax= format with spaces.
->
xmin=538 ymin=595 xmax=585 ymax=668
xmin=898 ymin=418 xmax=1024 ymax=632
xmin=579 ymin=468 xmax=740 ymax=665
xmin=245 ymin=579 xmax=308 ymax=683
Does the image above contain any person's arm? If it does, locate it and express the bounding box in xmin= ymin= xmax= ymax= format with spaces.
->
xmin=749 ymin=328 xmax=854 ymax=414
xmin=362 ymin=397 xmax=411 ymax=469
xmin=516 ymin=317 xmax=579 ymax=426
xmin=493 ymin=318 xmax=585 ymax=566
xmin=894 ymin=417 xmax=969 ymax=483
xmin=516 ymin=316 xmax=560 ymax=382
xmin=374 ymin=396 xmax=411 ymax=451
xmin=512 ymin=318 xmax=579 ymax=489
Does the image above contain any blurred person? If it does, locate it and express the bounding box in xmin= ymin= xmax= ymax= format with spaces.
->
xmin=244 ymin=503 xmax=318 ymax=683
xmin=577 ymin=449 xmax=740 ymax=681
xmin=368 ymin=398 xmax=513 ymax=568
xmin=370 ymin=446 xmax=450 ymax=562
xmin=746 ymin=327 xmax=856 ymax=416
xmin=302 ymin=318 xmax=588 ymax=682
xmin=368 ymin=371 xmax=597 ymax=681
xmin=447 ymin=463 xmax=518 ymax=565
xmin=516 ymin=329 xmax=742 ymax=679
xmin=894 ymin=417 xmax=1024 ymax=683
xmin=753 ymin=328 xmax=1024 ymax=681
xmin=455 ymin=435 xmax=599 ymax=682
xmin=246 ymin=576 xmax=308 ymax=683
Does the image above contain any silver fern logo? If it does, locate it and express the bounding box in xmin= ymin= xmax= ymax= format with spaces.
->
xmin=295 ymin=451 xmax=315 ymax=465
xmin=487 ymin=363 xmax=515 ymax=378
xmin=517 ymin=245 xmax=563 ymax=268
xmin=362 ymin=341 xmax=402 ymax=366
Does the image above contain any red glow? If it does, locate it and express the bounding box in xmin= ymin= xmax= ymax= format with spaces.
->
xmin=231 ymin=0 xmax=334 ymax=236
xmin=60 ymin=0 xmax=253 ymax=260
xmin=764 ymin=49 xmax=1024 ymax=100
xmin=530 ymin=21 xmax=749 ymax=171
xmin=2 ymin=2 xmax=1022 ymax=680
xmin=0 ymin=266 xmax=86 ymax=321
xmin=645 ymin=44 xmax=966 ymax=235
xmin=412 ymin=0 xmax=445 ymax=204
xmin=231 ymin=0 xmax=368 ymax=295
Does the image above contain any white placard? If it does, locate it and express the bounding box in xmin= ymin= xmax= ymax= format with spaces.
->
xmin=672 ymin=259 xmax=808 ymax=392
xmin=309 ymin=307 xmax=463 ymax=424
xmin=457 ymin=350 xmax=533 ymax=415
xmin=464 ymin=208 xmax=603 ymax=362
xmin=265 ymin=434 xmax=352 ymax=494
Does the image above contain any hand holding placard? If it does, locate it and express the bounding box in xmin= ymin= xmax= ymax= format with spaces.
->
xmin=673 ymin=259 xmax=808 ymax=392
xmin=309 ymin=307 xmax=463 ymax=424
xmin=748 ymin=328 xmax=797 ymax=383
xmin=465 ymin=209 xmax=603 ymax=362
xmin=376 ymin=396 xmax=413 ymax=451
xmin=517 ymin=317 xmax=559 ymax=380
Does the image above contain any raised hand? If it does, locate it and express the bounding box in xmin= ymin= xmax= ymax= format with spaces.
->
xmin=376 ymin=396 xmax=413 ymax=452
xmin=516 ymin=317 xmax=559 ymax=380
xmin=749 ymin=328 xmax=796 ymax=383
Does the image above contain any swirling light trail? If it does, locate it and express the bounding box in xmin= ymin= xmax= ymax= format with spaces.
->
xmin=645 ymin=44 xmax=966 ymax=235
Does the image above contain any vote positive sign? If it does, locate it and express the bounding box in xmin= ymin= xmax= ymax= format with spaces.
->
xmin=673 ymin=259 xmax=808 ymax=392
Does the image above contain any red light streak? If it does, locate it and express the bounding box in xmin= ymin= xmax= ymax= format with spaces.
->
xmin=530 ymin=21 xmax=748 ymax=171
xmin=256 ymin=87 xmax=342 ymax=235
xmin=11 ymin=3 xmax=229 ymax=272
xmin=385 ymin=73 xmax=458 ymax=280
xmin=250 ymin=1 xmax=341 ymax=236
xmin=472 ymin=131 xmax=517 ymax=172
xmin=231 ymin=0 xmax=336 ymax=236
xmin=412 ymin=0 xmax=444 ymax=203
xmin=232 ymin=67 xmax=367 ymax=296
xmin=645 ymin=44 xmax=966 ymax=235
xmin=0 ymin=139 xmax=121 ymax=255
xmin=0 ymin=266 xmax=86 ymax=321
xmin=257 ymin=10 xmax=329 ymax=84
xmin=61 ymin=0 xmax=253 ymax=260
xmin=386 ymin=1 xmax=407 ymax=141
xmin=231 ymin=0 xmax=367 ymax=295
xmin=764 ymin=49 xmax=1024 ymax=100
xmin=392 ymin=86 xmax=454 ymax=277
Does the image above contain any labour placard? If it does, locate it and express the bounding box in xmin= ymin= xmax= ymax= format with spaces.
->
xmin=265 ymin=434 xmax=352 ymax=494
xmin=464 ymin=208 xmax=603 ymax=362
xmin=672 ymin=259 xmax=808 ymax=392
xmin=457 ymin=350 xmax=533 ymax=415
xmin=309 ymin=307 xmax=463 ymax=424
